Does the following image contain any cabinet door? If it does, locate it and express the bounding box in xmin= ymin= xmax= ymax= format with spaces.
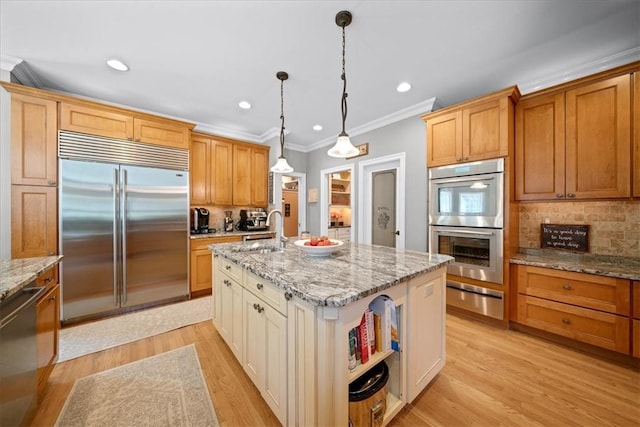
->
xmin=190 ymin=247 xmax=213 ymax=293
xmin=59 ymin=102 xmax=134 ymax=140
xmin=243 ymin=291 xmax=266 ymax=389
xmin=633 ymin=281 xmax=639 ymax=358
xmin=565 ymin=74 xmax=631 ymax=199
xmin=251 ymin=147 xmax=269 ymax=207
xmin=406 ymin=272 xmax=445 ymax=402
xmin=515 ymin=94 xmax=566 ymax=200
xmin=634 ymin=72 xmax=640 ymax=198
xmin=11 ymin=185 xmax=57 ymax=258
xmin=11 ymin=94 xmax=58 ymax=186
xmin=426 ymin=110 xmax=462 ymax=167
xmin=219 ymin=275 xmax=243 ymax=360
xmin=462 ymin=97 xmax=510 ymax=162
xmin=133 ymin=117 xmax=190 ymax=149
xmin=233 ymin=144 xmax=252 ymax=206
xmin=212 ymin=139 xmax=233 ymax=206
xmin=190 ymin=135 xmax=211 ymax=205
xmin=36 ymin=283 xmax=59 ymax=387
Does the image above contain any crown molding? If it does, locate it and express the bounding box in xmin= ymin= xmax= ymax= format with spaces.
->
xmin=305 ymin=96 xmax=440 ymax=153
xmin=518 ymin=47 xmax=640 ymax=94
xmin=0 ymin=55 xmax=43 ymax=88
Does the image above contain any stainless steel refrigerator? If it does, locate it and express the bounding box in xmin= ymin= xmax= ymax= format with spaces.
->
xmin=59 ymin=131 xmax=190 ymax=324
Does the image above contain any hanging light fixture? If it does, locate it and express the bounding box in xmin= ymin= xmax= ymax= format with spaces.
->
xmin=271 ymin=71 xmax=294 ymax=173
xmin=328 ymin=10 xmax=359 ymax=158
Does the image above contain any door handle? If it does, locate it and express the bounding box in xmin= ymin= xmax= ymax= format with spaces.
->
xmin=394 ymin=230 xmax=400 ymax=235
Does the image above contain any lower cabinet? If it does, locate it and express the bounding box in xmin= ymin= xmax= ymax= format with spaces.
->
xmin=515 ymin=265 xmax=632 ymax=354
xmin=216 ymin=263 xmax=243 ymax=361
xmin=190 ymin=236 xmax=242 ymax=295
xmin=35 ymin=266 xmax=59 ymax=396
xmin=633 ymin=281 xmax=640 ymax=358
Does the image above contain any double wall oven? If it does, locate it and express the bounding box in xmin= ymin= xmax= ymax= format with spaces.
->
xmin=428 ymin=158 xmax=505 ymax=320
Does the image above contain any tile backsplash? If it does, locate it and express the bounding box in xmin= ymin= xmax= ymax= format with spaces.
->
xmin=519 ymin=200 xmax=640 ymax=258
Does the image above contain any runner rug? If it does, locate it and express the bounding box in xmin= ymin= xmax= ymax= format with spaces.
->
xmin=54 ymin=344 xmax=219 ymax=427
xmin=59 ymin=296 xmax=212 ymax=362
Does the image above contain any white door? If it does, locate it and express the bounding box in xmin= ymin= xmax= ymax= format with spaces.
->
xmin=371 ymin=169 xmax=397 ymax=247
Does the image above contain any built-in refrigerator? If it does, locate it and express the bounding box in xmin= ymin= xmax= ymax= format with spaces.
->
xmin=58 ymin=131 xmax=190 ymax=324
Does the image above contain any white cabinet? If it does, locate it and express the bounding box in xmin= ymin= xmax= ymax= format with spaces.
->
xmin=243 ymin=290 xmax=287 ymax=423
xmin=406 ymin=271 xmax=446 ymax=402
xmin=216 ymin=257 xmax=244 ymax=361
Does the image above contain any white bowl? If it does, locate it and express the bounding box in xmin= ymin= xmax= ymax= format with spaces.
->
xmin=294 ymin=239 xmax=344 ymax=257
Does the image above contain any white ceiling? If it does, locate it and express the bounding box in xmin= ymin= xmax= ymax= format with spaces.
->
xmin=1 ymin=1 xmax=639 ymax=152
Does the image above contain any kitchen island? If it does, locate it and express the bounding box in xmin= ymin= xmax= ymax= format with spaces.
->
xmin=209 ymin=240 xmax=452 ymax=426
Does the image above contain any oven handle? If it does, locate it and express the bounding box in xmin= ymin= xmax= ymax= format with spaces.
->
xmin=433 ymin=229 xmax=495 ymax=236
xmin=431 ymin=175 xmax=496 ymax=185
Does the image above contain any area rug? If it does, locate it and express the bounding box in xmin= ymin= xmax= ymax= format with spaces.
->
xmin=59 ymin=296 xmax=212 ymax=362
xmin=55 ymin=344 xmax=218 ymax=427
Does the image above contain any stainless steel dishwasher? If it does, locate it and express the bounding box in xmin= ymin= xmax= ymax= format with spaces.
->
xmin=0 ymin=284 xmax=45 ymax=427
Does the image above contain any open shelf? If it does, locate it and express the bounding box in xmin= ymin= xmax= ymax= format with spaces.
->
xmin=348 ymin=348 xmax=396 ymax=383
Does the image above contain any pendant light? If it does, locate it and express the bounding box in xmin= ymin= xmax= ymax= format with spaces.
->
xmin=271 ymin=71 xmax=294 ymax=173
xmin=328 ymin=10 xmax=359 ymax=158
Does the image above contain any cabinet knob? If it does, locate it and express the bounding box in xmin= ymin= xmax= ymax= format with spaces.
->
xmin=253 ymin=303 xmax=259 ymax=310
xmin=567 ymin=193 xmax=575 ymax=198
xmin=257 ymin=305 xmax=264 ymax=313
xmin=48 ymin=295 xmax=56 ymax=302
xmin=47 ymin=252 xmax=55 ymax=256
xmin=225 ymin=265 xmax=231 ymax=271
xmin=556 ymin=193 xmax=564 ymax=198
xmin=224 ymin=279 xmax=231 ymax=287
xmin=462 ymin=157 xmax=469 ymax=161
xmin=562 ymin=284 xmax=572 ymax=291
xmin=561 ymin=318 xmax=571 ymax=325
xmin=284 ymin=291 xmax=292 ymax=301
xmin=135 ymin=137 xmax=141 ymax=142
xmin=44 ymin=276 xmax=53 ymax=283
xmin=47 ymin=180 xmax=56 ymax=185
xmin=256 ymin=283 xmax=263 ymax=290
xmin=456 ymin=158 xmax=462 ymax=162
xmin=127 ymin=136 xmax=133 ymax=141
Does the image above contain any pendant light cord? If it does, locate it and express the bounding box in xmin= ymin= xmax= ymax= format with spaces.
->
xmin=280 ymin=77 xmax=286 ymax=157
xmin=340 ymin=24 xmax=348 ymax=137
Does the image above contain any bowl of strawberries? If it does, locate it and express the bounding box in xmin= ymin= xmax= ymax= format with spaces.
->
xmin=294 ymin=235 xmax=344 ymax=257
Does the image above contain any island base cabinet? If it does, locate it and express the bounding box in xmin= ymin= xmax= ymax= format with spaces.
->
xmin=242 ymin=290 xmax=287 ymax=424
xmin=216 ymin=267 xmax=243 ymax=360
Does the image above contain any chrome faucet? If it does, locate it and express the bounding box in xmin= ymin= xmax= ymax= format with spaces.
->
xmin=266 ymin=209 xmax=288 ymax=248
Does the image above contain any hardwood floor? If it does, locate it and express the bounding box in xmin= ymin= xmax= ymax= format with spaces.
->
xmin=31 ymin=314 xmax=639 ymax=426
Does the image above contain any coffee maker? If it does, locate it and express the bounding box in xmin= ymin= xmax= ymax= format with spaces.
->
xmin=192 ymin=207 xmax=210 ymax=233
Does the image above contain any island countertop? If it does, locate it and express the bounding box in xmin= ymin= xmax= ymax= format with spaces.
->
xmin=0 ymin=256 xmax=63 ymax=302
xmin=209 ymin=240 xmax=453 ymax=307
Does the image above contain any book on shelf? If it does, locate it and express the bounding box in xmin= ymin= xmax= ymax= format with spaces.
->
xmin=368 ymin=295 xmax=400 ymax=353
xmin=358 ymin=313 xmax=370 ymax=364
xmin=348 ymin=328 xmax=357 ymax=371
xmin=366 ymin=309 xmax=376 ymax=355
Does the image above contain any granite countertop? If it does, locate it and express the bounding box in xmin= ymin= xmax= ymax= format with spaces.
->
xmin=190 ymin=230 xmax=275 ymax=240
xmin=210 ymin=240 xmax=453 ymax=307
xmin=0 ymin=256 xmax=63 ymax=302
xmin=510 ymin=249 xmax=640 ymax=281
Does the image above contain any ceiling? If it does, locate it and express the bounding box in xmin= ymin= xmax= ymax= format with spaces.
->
xmin=1 ymin=1 xmax=639 ymax=153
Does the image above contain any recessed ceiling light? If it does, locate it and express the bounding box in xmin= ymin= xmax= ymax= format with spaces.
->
xmin=238 ymin=101 xmax=252 ymax=110
xmin=313 ymin=125 xmax=323 ymax=131
xmin=106 ymin=58 xmax=129 ymax=71
xmin=396 ymin=82 xmax=412 ymax=93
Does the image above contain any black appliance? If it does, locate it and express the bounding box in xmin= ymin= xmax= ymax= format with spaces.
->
xmin=237 ymin=209 xmax=249 ymax=231
xmin=193 ymin=207 xmax=211 ymax=233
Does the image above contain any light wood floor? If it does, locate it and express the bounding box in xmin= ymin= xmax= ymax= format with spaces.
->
xmin=30 ymin=314 xmax=639 ymax=426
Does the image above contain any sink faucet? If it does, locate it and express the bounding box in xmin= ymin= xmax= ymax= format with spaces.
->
xmin=266 ymin=209 xmax=288 ymax=248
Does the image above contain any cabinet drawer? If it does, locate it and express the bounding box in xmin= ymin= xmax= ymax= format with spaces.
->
xmin=517 ymin=295 xmax=630 ymax=354
xmin=36 ymin=265 xmax=58 ymax=290
xmin=219 ymin=257 xmax=243 ymax=283
xmin=245 ymin=271 xmax=287 ymax=316
xmin=516 ymin=265 xmax=630 ymax=315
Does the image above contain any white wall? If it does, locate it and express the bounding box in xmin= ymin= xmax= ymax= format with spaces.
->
xmin=304 ymin=117 xmax=428 ymax=252
xmin=0 ymin=70 xmax=11 ymax=259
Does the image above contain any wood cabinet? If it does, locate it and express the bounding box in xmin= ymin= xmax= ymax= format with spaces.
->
xmin=60 ymin=102 xmax=191 ymax=149
xmin=633 ymin=281 xmax=639 ymax=358
xmin=189 ymin=235 xmax=242 ymax=295
xmin=515 ymin=265 xmax=632 ymax=354
xmin=634 ymin=72 xmax=640 ymax=198
xmin=232 ymin=143 xmax=269 ymax=207
xmin=422 ymin=86 xmax=519 ymax=167
xmin=190 ymin=133 xmax=233 ymax=206
xmin=516 ymin=74 xmax=632 ymax=200
xmin=11 ymin=185 xmax=57 ymax=258
xmin=11 ymin=94 xmax=58 ymax=186
xmin=191 ymin=133 xmax=269 ymax=207
xmin=35 ymin=266 xmax=59 ymax=396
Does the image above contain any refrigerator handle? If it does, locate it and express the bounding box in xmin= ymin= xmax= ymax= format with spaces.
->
xmin=121 ymin=169 xmax=128 ymax=305
xmin=113 ymin=169 xmax=119 ymax=306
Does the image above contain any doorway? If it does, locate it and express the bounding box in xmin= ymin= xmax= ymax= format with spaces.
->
xmin=358 ymin=153 xmax=406 ymax=249
xmin=281 ymin=177 xmax=298 ymax=238
xmin=371 ymin=170 xmax=397 ymax=247
xmin=271 ymin=172 xmax=306 ymax=239
xmin=320 ymin=164 xmax=355 ymax=240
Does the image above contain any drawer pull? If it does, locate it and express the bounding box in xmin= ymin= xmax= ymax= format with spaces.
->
xmin=562 ymin=284 xmax=572 ymax=291
xmin=284 ymin=291 xmax=292 ymax=301
xmin=48 ymin=295 xmax=56 ymax=302
xmin=556 ymin=193 xmax=564 ymax=198
xmin=225 ymin=265 xmax=231 ymax=271
xmin=224 ymin=279 xmax=231 ymax=287
xmin=256 ymin=283 xmax=263 ymax=290
xmin=567 ymin=193 xmax=575 ymax=198
xmin=253 ymin=303 xmax=258 ymax=310
xmin=44 ymin=276 xmax=53 ymax=283
xmin=562 ymin=318 xmax=571 ymax=325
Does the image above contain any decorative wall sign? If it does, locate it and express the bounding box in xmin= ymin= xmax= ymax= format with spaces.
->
xmin=346 ymin=142 xmax=369 ymax=159
xmin=540 ymin=224 xmax=589 ymax=252
xmin=308 ymin=188 xmax=318 ymax=203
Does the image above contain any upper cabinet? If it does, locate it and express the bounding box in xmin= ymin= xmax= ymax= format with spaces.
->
xmin=634 ymin=72 xmax=640 ymax=198
xmin=60 ymin=102 xmax=192 ymax=149
xmin=516 ymin=72 xmax=633 ymax=200
xmin=422 ymin=86 xmax=520 ymax=167
xmin=191 ymin=133 xmax=269 ymax=208
xmin=11 ymin=93 xmax=58 ymax=186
